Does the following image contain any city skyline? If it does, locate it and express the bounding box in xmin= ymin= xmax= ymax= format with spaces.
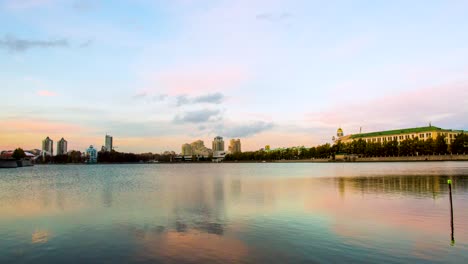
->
xmin=1 ymin=0 xmax=468 ymax=153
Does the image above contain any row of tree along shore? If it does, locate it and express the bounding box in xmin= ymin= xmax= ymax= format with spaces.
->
xmin=5 ymin=134 xmax=468 ymax=164
xmin=225 ymin=134 xmax=468 ymax=161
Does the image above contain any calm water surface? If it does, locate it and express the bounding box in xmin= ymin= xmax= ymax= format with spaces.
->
xmin=1 ymin=162 xmax=468 ymax=263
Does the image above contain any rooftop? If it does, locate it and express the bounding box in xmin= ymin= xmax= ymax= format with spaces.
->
xmin=1 ymin=151 xmax=35 ymax=159
xmin=349 ymin=126 xmax=465 ymax=139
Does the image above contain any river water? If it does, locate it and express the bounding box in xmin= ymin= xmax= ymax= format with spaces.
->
xmin=1 ymin=162 xmax=468 ymax=263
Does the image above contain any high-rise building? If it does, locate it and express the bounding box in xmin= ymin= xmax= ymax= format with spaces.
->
xmin=57 ymin=138 xmax=68 ymax=155
xmin=105 ymin=134 xmax=113 ymax=152
xmin=212 ymin=136 xmax=224 ymax=152
xmin=212 ymin=136 xmax=226 ymax=161
xmin=86 ymin=145 xmax=98 ymax=163
xmin=190 ymin=140 xmax=204 ymax=150
xmin=42 ymin=136 xmax=53 ymax=155
xmin=228 ymin=139 xmax=242 ymax=154
xmin=189 ymin=140 xmax=212 ymax=158
xmin=182 ymin=143 xmax=193 ymax=156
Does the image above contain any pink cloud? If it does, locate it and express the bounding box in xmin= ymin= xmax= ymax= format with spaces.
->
xmin=306 ymin=81 xmax=468 ymax=134
xmin=2 ymin=118 xmax=84 ymax=134
xmin=37 ymin=90 xmax=57 ymax=97
xmin=141 ymin=64 xmax=249 ymax=96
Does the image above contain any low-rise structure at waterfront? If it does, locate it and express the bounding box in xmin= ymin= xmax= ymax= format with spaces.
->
xmin=28 ymin=149 xmax=41 ymax=156
xmin=86 ymin=145 xmax=98 ymax=163
xmin=335 ymin=125 xmax=467 ymax=145
xmin=0 ymin=151 xmax=18 ymax=168
xmin=0 ymin=150 xmax=35 ymax=167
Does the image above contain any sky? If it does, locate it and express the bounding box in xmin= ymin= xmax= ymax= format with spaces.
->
xmin=1 ymin=0 xmax=468 ymax=153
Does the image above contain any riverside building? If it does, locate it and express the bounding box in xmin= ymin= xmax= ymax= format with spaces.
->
xmin=182 ymin=143 xmax=193 ymax=157
xmin=42 ymin=136 xmax=54 ymax=156
xmin=86 ymin=145 xmax=98 ymax=163
xmin=335 ymin=125 xmax=466 ymax=146
xmin=212 ymin=136 xmax=226 ymax=162
xmin=57 ymin=138 xmax=68 ymax=155
xmin=212 ymin=136 xmax=225 ymax=152
xmin=187 ymin=140 xmax=212 ymax=158
xmin=228 ymin=139 xmax=242 ymax=154
xmin=105 ymin=134 xmax=113 ymax=152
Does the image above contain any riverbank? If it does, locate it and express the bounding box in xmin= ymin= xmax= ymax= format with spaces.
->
xmin=26 ymin=154 xmax=468 ymax=165
xmin=225 ymin=154 xmax=468 ymax=163
xmin=0 ymin=159 xmax=34 ymax=168
xmin=352 ymin=154 xmax=468 ymax=162
xmin=0 ymin=159 xmax=17 ymax=168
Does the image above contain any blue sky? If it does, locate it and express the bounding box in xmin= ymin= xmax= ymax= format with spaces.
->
xmin=1 ymin=0 xmax=468 ymax=152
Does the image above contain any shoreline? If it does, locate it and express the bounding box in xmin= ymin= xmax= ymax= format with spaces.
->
xmin=25 ymin=154 xmax=468 ymax=165
xmin=30 ymin=157 xmax=468 ymax=165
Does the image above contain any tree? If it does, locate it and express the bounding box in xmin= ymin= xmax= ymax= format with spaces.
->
xmin=12 ymin=148 xmax=26 ymax=160
xmin=355 ymin=139 xmax=367 ymax=155
xmin=54 ymin=154 xmax=69 ymax=163
xmin=384 ymin=140 xmax=399 ymax=156
xmin=365 ymin=142 xmax=382 ymax=157
xmin=414 ymin=138 xmax=426 ymax=155
xmin=69 ymin=151 xmax=84 ymax=163
xmin=451 ymin=133 xmax=468 ymax=154
xmin=399 ymin=139 xmax=412 ymax=156
xmin=316 ymin=143 xmax=332 ymax=158
xmin=434 ymin=135 xmax=448 ymax=154
xmin=423 ymin=138 xmax=435 ymax=155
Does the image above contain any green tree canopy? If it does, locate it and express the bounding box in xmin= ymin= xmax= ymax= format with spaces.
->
xmin=451 ymin=133 xmax=468 ymax=154
xmin=12 ymin=148 xmax=26 ymax=160
xmin=434 ymin=135 xmax=448 ymax=154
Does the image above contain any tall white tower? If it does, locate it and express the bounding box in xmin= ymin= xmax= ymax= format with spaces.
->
xmin=105 ymin=134 xmax=113 ymax=152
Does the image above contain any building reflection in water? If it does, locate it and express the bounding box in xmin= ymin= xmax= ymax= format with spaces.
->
xmin=1 ymin=164 xmax=468 ymax=263
xmin=331 ymin=175 xmax=450 ymax=198
xmin=135 ymin=229 xmax=249 ymax=263
xmin=31 ymin=230 xmax=50 ymax=244
xmin=101 ymin=181 xmax=113 ymax=208
xmin=325 ymin=175 xmax=467 ymax=254
xmin=118 ymin=172 xmax=468 ymax=262
xmin=167 ymin=175 xmax=228 ymax=237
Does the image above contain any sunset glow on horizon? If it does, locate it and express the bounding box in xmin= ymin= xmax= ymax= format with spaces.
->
xmin=1 ymin=0 xmax=468 ymax=153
